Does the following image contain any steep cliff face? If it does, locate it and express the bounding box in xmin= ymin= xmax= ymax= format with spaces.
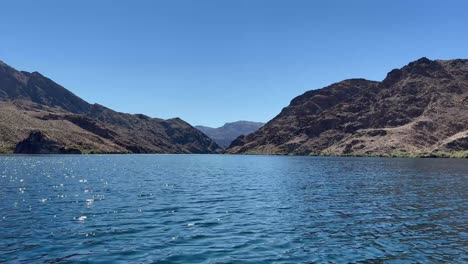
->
xmin=0 ymin=60 xmax=220 ymax=154
xmin=196 ymin=121 xmax=264 ymax=148
xmin=227 ymin=58 xmax=468 ymax=157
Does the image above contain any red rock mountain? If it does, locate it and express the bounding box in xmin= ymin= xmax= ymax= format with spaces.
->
xmin=0 ymin=60 xmax=220 ymax=154
xmin=227 ymin=58 xmax=468 ymax=157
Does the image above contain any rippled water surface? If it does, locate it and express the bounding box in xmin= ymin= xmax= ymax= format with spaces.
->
xmin=1 ymin=155 xmax=467 ymax=263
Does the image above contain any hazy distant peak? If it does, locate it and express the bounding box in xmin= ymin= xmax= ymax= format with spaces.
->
xmin=196 ymin=121 xmax=265 ymax=148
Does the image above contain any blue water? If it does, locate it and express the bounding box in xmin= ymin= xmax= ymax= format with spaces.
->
xmin=0 ymin=155 xmax=467 ymax=263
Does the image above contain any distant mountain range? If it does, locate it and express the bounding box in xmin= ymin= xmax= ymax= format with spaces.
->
xmin=1 ymin=57 xmax=467 ymax=157
xmin=195 ymin=121 xmax=264 ymax=148
xmin=0 ymin=60 xmax=220 ymax=154
xmin=227 ymin=58 xmax=468 ymax=158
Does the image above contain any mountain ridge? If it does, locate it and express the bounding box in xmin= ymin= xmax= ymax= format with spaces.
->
xmin=2 ymin=57 xmax=467 ymax=157
xmin=227 ymin=57 xmax=468 ymax=157
xmin=195 ymin=121 xmax=264 ymax=148
xmin=0 ymin=60 xmax=221 ymax=154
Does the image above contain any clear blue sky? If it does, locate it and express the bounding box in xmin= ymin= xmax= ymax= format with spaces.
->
xmin=1 ymin=0 xmax=467 ymax=127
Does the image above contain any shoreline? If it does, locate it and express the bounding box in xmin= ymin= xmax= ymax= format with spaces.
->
xmin=1 ymin=150 xmax=467 ymax=159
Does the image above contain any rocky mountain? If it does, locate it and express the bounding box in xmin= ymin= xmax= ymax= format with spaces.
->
xmin=195 ymin=121 xmax=264 ymax=148
xmin=0 ymin=60 xmax=220 ymax=154
xmin=227 ymin=58 xmax=468 ymax=158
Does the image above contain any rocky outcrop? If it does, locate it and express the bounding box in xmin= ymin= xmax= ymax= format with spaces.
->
xmin=0 ymin=60 xmax=220 ymax=154
xmin=227 ymin=58 xmax=468 ymax=157
xmin=14 ymin=131 xmax=81 ymax=154
xmin=196 ymin=121 xmax=264 ymax=148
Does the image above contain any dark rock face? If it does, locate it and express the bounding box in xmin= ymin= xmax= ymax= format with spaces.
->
xmin=15 ymin=131 xmax=81 ymax=154
xmin=0 ymin=60 xmax=220 ymax=154
xmin=196 ymin=121 xmax=264 ymax=148
xmin=40 ymin=113 xmax=117 ymax=140
xmin=0 ymin=62 xmax=90 ymax=113
xmin=446 ymin=137 xmax=468 ymax=151
xmin=227 ymin=58 xmax=468 ymax=156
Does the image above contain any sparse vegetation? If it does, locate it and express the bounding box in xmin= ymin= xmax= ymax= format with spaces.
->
xmin=0 ymin=148 xmax=12 ymax=154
